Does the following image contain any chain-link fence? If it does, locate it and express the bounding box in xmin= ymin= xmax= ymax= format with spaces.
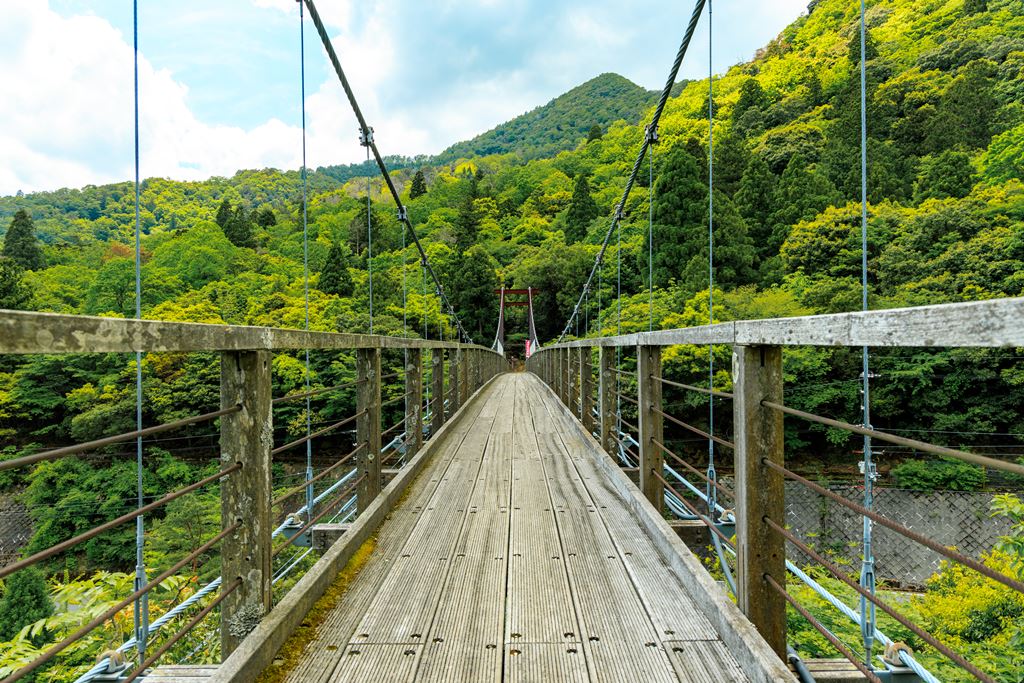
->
xmin=783 ymin=483 xmax=1013 ymax=586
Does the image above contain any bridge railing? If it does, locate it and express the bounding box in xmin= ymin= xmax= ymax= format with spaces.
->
xmin=527 ymin=296 xmax=1024 ymax=683
xmin=0 ymin=310 xmax=506 ymax=682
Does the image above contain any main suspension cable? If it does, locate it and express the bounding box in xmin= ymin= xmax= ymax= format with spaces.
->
xmin=556 ymin=0 xmax=709 ymax=342
xmin=301 ymin=0 xmax=473 ymax=343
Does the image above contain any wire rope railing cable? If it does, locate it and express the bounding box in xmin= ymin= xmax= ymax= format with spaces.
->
xmin=0 ymin=463 xmax=241 ymax=581
xmin=556 ymin=0 xmax=709 ymax=342
xmin=300 ymin=0 xmax=473 ymax=344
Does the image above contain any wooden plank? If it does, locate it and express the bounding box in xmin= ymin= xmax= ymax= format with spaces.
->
xmin=0 ymin=309 xmax=500 ymax=355
xmin=329 ymin=644 xmax=419 ymax=681
xmin=542 ymin=296 xmax=1024 ymax=349
xmin=211 ymin=375 xmax=505 ymax=683
xmin=281 ymin=381 xmax=503 ymax=683
xmin=505 ymin=643 xmax=589 ymax=683
xmin=664 ymin=640 xmax=749 ymax=683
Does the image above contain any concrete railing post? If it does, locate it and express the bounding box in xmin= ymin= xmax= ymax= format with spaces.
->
xmin=637 ymin=345 xmax=664 ymax=509
xmin=356 ymin=348 xmax=382 ymax=513
xmin=599 ymin=347 xmax=616 ymax=455
xmin=734 ymin=344 xmax=787 ymax=660
xmin=219 ymin=350 xmax=272 ymax=657
xmin=580 ymin=347 xmax=594 ymax=434
xmin=459 ymin=349 xmax=470 ymax=406
xmin=431 ymin=348 xmax=445 ymax=436
xmin=406 ymin=349 xmax=423 ymax=455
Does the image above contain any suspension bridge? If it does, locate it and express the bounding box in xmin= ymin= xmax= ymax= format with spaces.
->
xmin=2 ymin=0 xmax=1023 ymax=682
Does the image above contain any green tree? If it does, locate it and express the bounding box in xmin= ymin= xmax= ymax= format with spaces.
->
xmin=448 ymin=245 xmax=498 ymax=339
xmin=564 ymin=174 xmax=599 ymax=244
xmin=254 ymin=206 xmax=277 ymax=227
xmin=925 ymin=60 xmax=998 ymax=152
xmin=319 ymin=241 xmax=354 ymax=296
xmin=651 ymin=142 xmax=708 ymax=288
xmin=680 ymin=191 xmax=757 ymax=292
xmin=453 ymin=190 xmax=480 ymax=254
xmin=712 ymin=132 xmax=750 ymax=197
xmin=223 ymin=205 xmax=256 ymax=249
xmin=733 ymin=78 xmax=767 ymax=127
xmin=3 ymin=210 xmax=44 ymax=271
xmin=0 ymin=567 xmax=53 ymax=641
xmin=0 ymin=258 xmax=31 ymax=309
xmin=735 ymin=155 xmax=779 ymax=261
xmin=409 ymin=169 xmax=428 ymax=199
xmin=963 ymin=0 xmax=987 ymax=14
xmin=214 ymin=198 xmax=232 ymax=228
xmin=769 ymin=154 xmax=841 ymax=253
xmin=914 ymin=150 xmax=975 ymax=202
xmin=587 ymin=124 xmax=604 ymax=142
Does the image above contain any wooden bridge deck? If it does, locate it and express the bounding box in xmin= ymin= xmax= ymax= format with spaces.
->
xmin=267 ymin=372 xmax=788 ymax=683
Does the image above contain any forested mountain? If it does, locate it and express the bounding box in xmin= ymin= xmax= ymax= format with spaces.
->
xmin=435 ymin=72 xmax=687 ymax=162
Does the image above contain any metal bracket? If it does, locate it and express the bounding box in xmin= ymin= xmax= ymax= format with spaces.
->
xmin=644 ymin=124 xmax=659 ymax=144
xmin=614 ymin=205 xmax=624 ymax=222
xmin=396 ymin=206 xmax=408 ymax=221
xmin=280 ymin=514 xmax=311 ymax=547
xmin=359 ymin=126 xmax=374 ymax=147
xmin=858 ymin=460 xmax=879 ymax=481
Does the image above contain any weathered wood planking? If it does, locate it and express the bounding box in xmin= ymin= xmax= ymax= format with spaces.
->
xmin=270 ymin=374 xmax=795 ymax=682
xmin=544 ymin=296 xmax=1024 ymax=349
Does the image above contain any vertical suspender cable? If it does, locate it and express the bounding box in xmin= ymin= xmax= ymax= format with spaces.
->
xmin=299 ymin=2 xmax=314 ymax=523
xmin=706 ymin=0 xmax=717 ymax=518
xmin=859 ymin=0 xmax=877 ymax=666
xmin=366 ymin=148 xmax=374 ymax=334
xmin=648 ymin=138 xmax=654 ymax=332
xmin=131 ymin=0 xmax=149 ymax=660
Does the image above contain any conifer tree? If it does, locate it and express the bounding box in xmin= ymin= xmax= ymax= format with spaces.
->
xmin=215 ymin=198 xmax=232 ymax=228
xmin=409 ymin=169 xmax=428 ymax=199
xmin=0 ymin=567 xmax=52 ymax=641
xmin=769 ymin=154 xmax=841 ymax=252
xmin=453 ymin=181 xmax=481 ymax=254
xmin=680 ymin=190 xmax=757 ymax=291
xmin=651 ymin=142 xmax=707 ymax=288
xmin=735 ymin=155 xmax=779 ymax=259
xmin=914 ymin=150 xmax=976 ymax=202
xmin=564 ymin=174 xmax=599 ymax=244
xmin=448 ymin=245 xmax=499 ymax=339
xmin=254 ymin=206 xmax=277 ymax=227
xmin=319 ymin=241 xmax=354 ymax=296
xmin=3 ymin=209 xmax=44 ymax=271
xmin=0 ymin=258 xmax=31 ymax=309
xmin=587 ymin=124 xmax=603 ymax=142
xmin=223 ymin=205 xmax=256 ymax=249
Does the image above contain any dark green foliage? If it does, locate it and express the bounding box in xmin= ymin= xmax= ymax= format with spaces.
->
xmin=0 ymin=567 xmax=52 ymax=641
xmin=736 ymin=156 xmax=778 ymax=243
xmin=890 ymin=457 xmax=986 ymax=491
xmin=564 ymin=175 xmax=599 ymax=244
xmin=0 ymin=257 xmax=31 ymax=309
xmin=925 ymin=60 xmax=998 ymax=152
xmin=254 ymin=206 xmax=277 ymax=227
xmin=214 ymin=198 xmax=232 ymax=228
xmin=223 ymin=205 xmax=256 ymax=249
xmin=348 ymin=203 xmax=386 ymax=256
xmin=680 ymin=191 xmax=757 ymax=292
xmin=651 ymin=142 xmax=707 ymax=288
xmin=409 ymin=169 xmax=427 ymax=199
xmin=319 ymin=241 xmax=354 ymax=296
xmin=914 ymin=150 xmax=975 ymax=202
xmin=436 ymin=73 xmax=664 ymax=162
xmin=448 ymin=245 xmax=498 ymax=339
xmin=587 ymin=124 xmax=603 ymax=142
xmin=769 ymin=154 xmax=841 ymax=252
xmin=712 ymin=132 xmax=750 ymax=197
xmin=733 ymin=78 xmax=767 ymax=122
xmin=963 ymin=0 xmax=987 ymax=15
xmin=3 ymin=210 xmax=44 ymax=270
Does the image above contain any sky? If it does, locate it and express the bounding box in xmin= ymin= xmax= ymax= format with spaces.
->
xmin=0 ymin=0 xmax=808 ymax=196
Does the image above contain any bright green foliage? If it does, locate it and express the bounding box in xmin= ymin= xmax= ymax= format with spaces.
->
xmin=564 ymin=174 xmax=599 ymax=244
xmin=0 ymin=567 xmax=52 ymax=641
xmin=0 ymin=258 xmax=30 ymax=310
xmin=409 ymin=169 xmax=428 ymax=199
xmin=981 ymin=124 xmax=1024 ymax=182
xmin=914 ymin=150 xmax=976 ymax=202
xmin=2 ymin=210 xmax=44 ymax=271
xmin=890 ymin=457 xmax=986 ymax=490
xmin=319 ymin=241 xmax=354 ymax=296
